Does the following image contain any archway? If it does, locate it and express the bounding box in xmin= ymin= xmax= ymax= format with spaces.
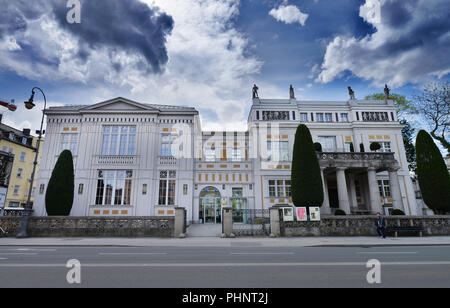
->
xmin=199 ymin=186 xmax=221 ymax=224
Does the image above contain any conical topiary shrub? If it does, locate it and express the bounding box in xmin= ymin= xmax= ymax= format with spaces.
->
xmin=45 ymin=150 xmax=75 ymax=216
xmin=416 ymin=130 xmax=450 ymax=215
xmin=291 ymin=124 xmax=324 ymax=210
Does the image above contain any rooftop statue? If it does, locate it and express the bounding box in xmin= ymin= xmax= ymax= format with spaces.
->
xmin=348 ymin=86 xmax=356 ymax=100
xmin=290 ymin=85 xmax=295 ymax=99
xmin=384 ymin=84 xmax=390 ymax=99
xmin=252 ymin=84 xmax=259 ymax=99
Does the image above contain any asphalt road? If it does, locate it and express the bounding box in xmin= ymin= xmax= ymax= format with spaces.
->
xmin=0 ymin=245 xmax=449 ymax=288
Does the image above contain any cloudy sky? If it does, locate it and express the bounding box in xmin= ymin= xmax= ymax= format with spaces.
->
xmin=0 ymin=0 xmax=449 ymax=131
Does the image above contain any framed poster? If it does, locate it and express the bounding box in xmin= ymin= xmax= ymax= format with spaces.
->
xmin=296 ymin=207 xmax=308 ymax=221
xmin=282 ymin=207 xmax=294 ymax=222
xmin=309 ymin=207 xmax=321 ymax=221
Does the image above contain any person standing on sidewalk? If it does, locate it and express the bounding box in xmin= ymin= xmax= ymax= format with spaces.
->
xmin=376 ymin=212 xmax=387 ymax=239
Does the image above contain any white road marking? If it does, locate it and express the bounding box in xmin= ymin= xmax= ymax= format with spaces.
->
xmin=0 ymin=249 xmax=56 ymax=252
xmin=0 ymin=261 xmax=449 ymax=268
xmin=357 ymin=252 xmax=418 ymax=254
xmin=0 ymin=253 xmax=38 ymax=255
xmin=98 ymin=252 xmax=168 ymax=255
xmin=231 ymin=252 xmax=295 ymax=255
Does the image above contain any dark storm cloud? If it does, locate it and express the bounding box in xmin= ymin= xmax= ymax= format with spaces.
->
xmin=0 ymin=0 xmax=174 ymax=73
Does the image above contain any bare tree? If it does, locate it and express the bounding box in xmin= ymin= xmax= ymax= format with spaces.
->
xmin=414 ymin=82 xmax=450 ymax=154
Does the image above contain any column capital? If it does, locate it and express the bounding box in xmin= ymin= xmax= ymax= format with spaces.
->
xmin=336 ymin=167 xmax=347 ymax=171
xmin=388 ymin=167 xmax=400 ymax=173
xmin=367 ymin=167 xmax=377 ymax=172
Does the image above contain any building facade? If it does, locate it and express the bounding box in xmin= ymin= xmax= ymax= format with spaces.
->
xmin=33 ymin=95 xmax=419 ymax=223
xmin=0 ymin=119 xmax=43 ymax=215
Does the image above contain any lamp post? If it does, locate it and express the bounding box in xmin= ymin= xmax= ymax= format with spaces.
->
xmin=16 ymin=87 xmax=47 ymax=238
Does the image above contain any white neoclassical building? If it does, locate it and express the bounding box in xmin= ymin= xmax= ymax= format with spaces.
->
xmin=33 ymin=92 xmax=419 ymax=224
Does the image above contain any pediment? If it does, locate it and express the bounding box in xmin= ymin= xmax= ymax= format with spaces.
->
xmin=80 ymin=97 xmax=159 ymax=112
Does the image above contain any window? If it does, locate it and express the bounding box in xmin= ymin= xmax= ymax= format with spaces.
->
xmin=183 ymin=184 xmax=188 ymax=195
xmin=268 ymin=180 xmax=291 ymax=197
xmin=95 ymin=170 xmax=132 ymax=206
xmin=9 ymin=132 xmax=14 ymax=140
xmin=158 ymin=170 xmax=176 ymax=206
xmin=61 ymin=133 xmax=78 ymax=154
xmin=300 ymin=113 xmax=308 ymax=122
xmin=371 ymin=142 xmax=391 ymax=153
xmin=204 ymin=148 xmax=216 ymax=162
xmin=2 ymin=146 xmax=7 ymax=152
xmin=317 ymin=136 xmax=337 ymax=152
xmin=267 ymin=141 xmax=289 ymax=161
xmin=344 ymin=142 xmax=353 ymax=152
xmin=325 ymin=113 xmax=333 ymax=122
xmin=8 ymin=201 xmax=20 ymax=208
xmin=341 ymin=113 xmax=349 ymax=122
xmin=39 ymin=184 xmax=45 ymax=195
xmin=17 ymin=168 xmax=23 ymax=178
xmin=232 ymin=187 xmax=243 ymax=198
xmin=232 ymin=149 xmax=242 ymax=162
xmin=362 ymin=112 xmax=389 ymax=122
xmin=20 ymin=152 xmax=26 ymax=162
xmin=101 ymin=126 xmax=136 ymax=155
xmin=378 ymin=180 xmax=391 ymax=198
xmin=161 ymin=134 xmax=178 ymax=157
xmin=292 ymin=111 xmax=296 ymax=121
xmin=316 ymin=113 xmax=324 ymax=122
xmin=22 ymin=137 xmax=27 ymax=145
xmin=142 ymin=184 xmax=148 ymax=195
xmin=256 ymin=111 xmax=260 ymax=120
xmin=262 ymin=111 xmax=290 ymax=121
xmin=78 ymin=184 xmax=84 ymax=195
xmin=13 ymin=185 xmax=20 ymax=195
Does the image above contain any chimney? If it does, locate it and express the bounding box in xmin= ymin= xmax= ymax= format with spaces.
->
xmin=23 ymin=128 xmax=31 ymax=136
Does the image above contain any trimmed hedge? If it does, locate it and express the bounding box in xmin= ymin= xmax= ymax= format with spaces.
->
xmin=334 ymin=209 xmax=347 ymax=216
xmin=291 ymin=125 xmax=324 ymax=208
xmin=45 ymin=150 xmax=74 ymax=216
xmin=416 ymin=130 xmax=450 ymax=215
xmin=370 ymin=142 xmax=381 ymax=151
xmin=314 ymin=142 xmax=323 ymax=152
xmin=391 ymin=209 xmax=405 ymax=216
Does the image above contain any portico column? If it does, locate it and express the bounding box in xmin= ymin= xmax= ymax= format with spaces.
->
xmin=320 ymin=167 xmax=331 ymax=214
xmin=388 ymin=168 xmax=402 ymax=211
xmin=367 ymin=167 xmax=382 ymax=214
xmin=336 ymin=167 xmax=351 ymax=214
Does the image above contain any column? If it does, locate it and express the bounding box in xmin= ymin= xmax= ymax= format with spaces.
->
xmin=348 ymin=173 xmax=358 ymax=210
xmin=336 ymin=167 xmax=351 ymax=214
xmin=367 ymin=168 xmax=382 ymax=214
xmin=320 ymin=168 xmax=331 ymax=215
xmin=388 ymin=168 xmax=402 ymax=211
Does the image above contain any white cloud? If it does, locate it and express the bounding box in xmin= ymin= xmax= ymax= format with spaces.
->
xmin=0 ymin=0 xmax=263 ymax=131
xmin=269 ymin=4 xmax=309 ymax=26
xmin=317 ymin=0 xmax=450 ymax=87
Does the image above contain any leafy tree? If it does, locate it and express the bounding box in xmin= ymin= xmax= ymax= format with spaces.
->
xmin=291 ymin=125 xmax=324 ymax=209
xmin=413 ymin=82 xmax=450 ymax=154
xmin=314 ymin=142 xmax=322 ymax=152
xmin=365 ymin=93 xmax=416 ymax=116
xmin=45 ymin=150 xmax=75 ymax=216
xmin=416 ymin=130 xmax=450 ymax=214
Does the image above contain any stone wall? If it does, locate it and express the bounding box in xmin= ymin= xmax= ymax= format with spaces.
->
xmin=280 ymin=216 xmax=450 ymax=237
xmin=0 ymin=216 xmax=175 ymax=237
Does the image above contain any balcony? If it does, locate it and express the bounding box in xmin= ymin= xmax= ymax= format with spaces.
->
xmin=159 ymin=156 xmax=178 ymax=166
xmin=317 ymin=152 xmax=399 ymax=171
xmin=94 ymin=155 xmax=138 ymax=166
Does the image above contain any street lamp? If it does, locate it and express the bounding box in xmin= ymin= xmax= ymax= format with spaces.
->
xmin=16 ymin=87 xmax=47 ymax=238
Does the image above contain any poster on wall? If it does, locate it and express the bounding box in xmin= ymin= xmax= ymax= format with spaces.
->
xmin=309 ymin=207 xmax=321 ymax=221
xmin=282 ymin=207 xmax=294 ymax=222
xmin=296 ymin=207 xmax=308 ymax=221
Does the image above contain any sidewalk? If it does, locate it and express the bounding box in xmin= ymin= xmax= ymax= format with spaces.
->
xmin=1 ymin=236 xmax=450 ymax=247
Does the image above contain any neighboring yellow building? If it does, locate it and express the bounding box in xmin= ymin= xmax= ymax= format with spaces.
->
xmin=0 ymin=121 xmax=44 ymax=215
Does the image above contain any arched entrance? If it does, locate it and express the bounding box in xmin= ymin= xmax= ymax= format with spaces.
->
xmin=199 ymin=186 xmax=221 ymax=224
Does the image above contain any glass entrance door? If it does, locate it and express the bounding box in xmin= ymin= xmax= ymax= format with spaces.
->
xmin=199 ymin=187 xmax=222 ymax=224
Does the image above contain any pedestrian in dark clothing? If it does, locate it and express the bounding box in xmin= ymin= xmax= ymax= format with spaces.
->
xmin=376 ymin=212 xmax=387 ymax=239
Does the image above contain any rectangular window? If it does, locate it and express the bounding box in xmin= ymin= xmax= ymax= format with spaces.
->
xmin=317 ymin=136 xmax=337 ymax=152
xmin=341 ymin=113 xmax=349 ymax=122
xmin=158 ymin=170 xmax=176 ymax=206
xmin=378 ymin=180 xmax=391 ymax=198
xmin=362 ymin=112 xmax=389 ymax=122
xmin=142 ymin=184 xmax=148 ymax=195
xmin=232 ymin=149 xmax=242 ymax=162
xmin=22 ymin=137 xmax=27 ymax=145
xmin=204 ymin=148 xmax=216 ymax=162
xmin=183 ymin=184 xmax=188 ymax=195
xmin=61 ymin=133 xmax=79 ymax=154
xmin=311 ymin=113 xmax=314 ymax=122
xmin=101 ymin=126 xmax=136 ymax=155
xmin=267 ymin=141 xmax=289 ymax=162
xmin=2 ymin=146 xmax=7 ymax=152
xmin=300 ymin=113 xmax=308 ymax=122
xmin=256 ymin=111 xmax=260 ymax=120
xmin=356 ymin=112 xmax=360 ymax=121
xmin=316 ymin=113 xmax=324 ymax=122
xmin=78 ymin=183 xmax=84 ymax=195
xmin=325 ymin=113 xmax=333 ymax=122
xmin=95 ymin=170 xmax=132 ymax=206
xmin=161 ymin=134 xmax=178 ymax=157
xmin=17 ymin=168 xmax=23 ymax=178
xmin=371 ymin=142 xmax=391 ymax=153
xmin=20 ymin=152 xmax=26 ymax=162
xmin=39 ymin=184 xmax=45 ymax=195
xmin=268 ymin=180 xmax=291 ymax=197
xmin=232 ymin=188 xmax=243 ymax=198
xmin=13 ymin=185 xmax=20 ymax=195
xmin=292 ymin=111 xmax=296 ymax=121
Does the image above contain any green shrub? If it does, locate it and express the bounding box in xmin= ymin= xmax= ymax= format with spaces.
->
xmin=334 ymin=209 xmax=347 ymax=216
xmin=360 ymin=143 xmax=365 ymax=153
xmin=416 ymin=130 xmax=450 ymax=215
xmin=391 ymin=209 xmax=406 ymax=216
xmin=291 ymin=125 xmax=324 ymax=208
xmin=45 ymin=150 xmax=74 ymax=216
xmin=370 ymin=142 xmax=381 ymax=151
xmin=314 ymin=142 xmax=323 ymax=152
xmin=350 ymin=143 xmax=355 ymax=153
